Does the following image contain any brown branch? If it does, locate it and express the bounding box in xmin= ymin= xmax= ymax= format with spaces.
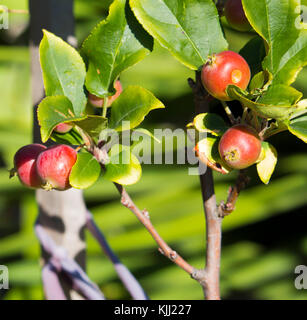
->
xmin=189 ymin=72 xmax=223 ymax=300
xmin=218 ymin=170 xmax=250 ymax=217
xmin=113 ymin=183 xmax=195 ymax=275
xmin=88 ymin=129 xmax=198 ymax=283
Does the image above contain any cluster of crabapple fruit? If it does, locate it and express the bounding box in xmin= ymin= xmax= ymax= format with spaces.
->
xmin=11 ymin=144 xmax=77 ymax=191
xmin=11 ymin=80 xmax=123 ymax=191
xmin=200 ymin=48 xmax=262 ymax=170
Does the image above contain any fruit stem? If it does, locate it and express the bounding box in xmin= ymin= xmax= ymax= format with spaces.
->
xmin=206 ymin=54 xmax=217 ymax=66
xmin=102 ymin=97 xmax=108 ymax=118
xmin=241 ymin=107 xmax=249 ymax=123
xmin=75 ymin=126 xmax=94 ymax=151
xmin=221 ymin=101 xmax=236 ymax=124
xmin=251 ymin=111 xmax=261 ymax=132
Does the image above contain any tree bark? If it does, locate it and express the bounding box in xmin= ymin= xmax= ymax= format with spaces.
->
xmin=29 ymin=0 xmax=87 ymax=299
xmin=189 ymin=73 xmax=223 ymax=300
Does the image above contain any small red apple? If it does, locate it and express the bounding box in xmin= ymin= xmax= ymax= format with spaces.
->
xmin=224 ymin=0 xmax=252 ymax=32
xmin=88 ymin=80 xmax=122 ymax=108
xmin=54 ymin=123 xmax=73 ymax=134
xmin=36 ymin=144 xmax=77 ymax=191
xmin=201 ymin=51 xmax=251 ymax=101
xmin=218 ymin=124 xmax=261 ymax=169
xmin=12 ymin=144 xmax=47 ymax=188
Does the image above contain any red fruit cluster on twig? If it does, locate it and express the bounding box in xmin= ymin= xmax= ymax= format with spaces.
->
xmin=11 ymin=144 xmax=77 ymax=191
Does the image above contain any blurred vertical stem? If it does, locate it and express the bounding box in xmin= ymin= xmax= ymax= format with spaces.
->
xmin=189 ymin=72 xmax=222 ymax=300
xmin=102 ymin=97 xmax=108 ymax=118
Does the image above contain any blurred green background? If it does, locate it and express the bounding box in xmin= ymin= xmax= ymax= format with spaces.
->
xmin=1 ymin=0 xmax=307 ymax=300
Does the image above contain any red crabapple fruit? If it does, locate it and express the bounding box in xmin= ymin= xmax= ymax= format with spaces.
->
xmin=218 ymin=124 xmax=262 ymax=169
xmin=54 ymin=122 xmax=73 ymax=134
xmin=224 ymin=0 xmax=252 ymax=32
xmin=88 ymin=80 xmax=122 ymax=108
xmin=36 ymin=144 xmax=77 ymax=191
xmin=12 ymin=144 xmax=47 ymax=188
xmin=201 ymin=51 xmax=251 ymax=101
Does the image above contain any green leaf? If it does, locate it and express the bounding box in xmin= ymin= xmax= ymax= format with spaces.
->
xmin=130 ymin=0 xmax=228 ymax=70
xmin=249 ymin=71 xmax=272 ymax=92
xmin=133 ymin=128 xmax=161 ymax=143
xmin=288 ymin=114 xmax=307 ymax=143
xmin=257 ymin=84 xmax=302 ymax=106
xmin=74 ymin=115 xmax=108 ymax=139
xmin=257 ymin=142 xmax=278 ymax=184
xmin=227 ymin=85 xmax=302 ymax=120
xmin=103 ymin=144 xmax=142 ymax=185
xmin=191 ymin=113 xmax=228 ymax=136
xmin=109 ymin=85 xmax=165 ymax=131
xmin=39 ymin=30 xmax=87 ymax=115
xmin=69 ymin=152 xmax=101 ymax=189
xmin=81 ymin=0 xmax=153 ymax=98
xmin=197 ymin=135 xmax=232 ymax=174
xmin=37 ymin=96 xmax=86 ymax=143
xmin=242 ymin=0 xmax=307 ymax=86
xmin=51 ymin=128 xmax=83 ymax=146
xmin=239 ymin=36 xmax=266 ymax=78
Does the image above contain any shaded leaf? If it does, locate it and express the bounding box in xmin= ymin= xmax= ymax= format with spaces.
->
xmin=51 ymin=128 xmax=83 ymax=146
xmin=239 ymin=36 xmax=266 ymax=78
xmin=74 ymin=115 xmax=108 ymax=139
xmin=37 ymin=96 xmax=86 ymax=143
xmin=191 ymin=113 xmax=228 ymax=136
xmin=288 ymin=113 xmax=307 ymax=143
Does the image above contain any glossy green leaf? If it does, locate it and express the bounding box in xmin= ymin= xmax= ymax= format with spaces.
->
xmin=242 ymin=0 xmax=307 ymax=85
xmin=39 ymin=30 xmax=87 ymax=115
xmin=257 ymin=84 xmax=302 ymax=106
xmin=227 ymin=85 xmax=302 ymax=120
xmin=288 ymin=113 xmax=307 ymax=143
xmin=37 ymin=96 xmax=86 ymax=143
xmin=74 ymin=115 xmax=108 ymax=139
xmin=257 ymin=142 xmax=278 ymax=184
xmin=109 ymin=85 xmax=165 ymax=131
xmin=69 ymin=152 xmax=101 ymax=189
xmin=103 ymin=144 xmax=142 ymax=185
xmin=51 ymin=128 xmax=83 ymax=146
xmin=130 ymin=0 xmax=228 ymax=70
xmin=133 ymin=128 xmax=161 ymax=143
xmin=191 ymin=113 xmax=228 ymax=136
xmin=81 ymin=0 xmax=153 ymax=98
xmin=249 ymin=70 xmax=273 ymax=93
